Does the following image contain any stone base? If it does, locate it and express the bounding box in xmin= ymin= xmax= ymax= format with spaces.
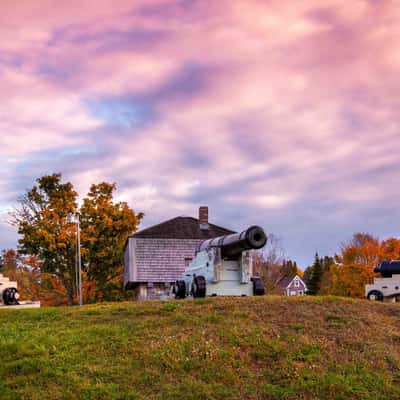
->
xmin=0 ymin=301 xmax=41 ymax=309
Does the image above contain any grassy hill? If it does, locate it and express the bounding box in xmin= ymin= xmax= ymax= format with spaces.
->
xmin=1 ymin=296 xmax=400 ymax=400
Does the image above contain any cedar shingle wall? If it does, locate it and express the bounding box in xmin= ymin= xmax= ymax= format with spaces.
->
xmin=133 ymin=238 xmax=203 ymax=282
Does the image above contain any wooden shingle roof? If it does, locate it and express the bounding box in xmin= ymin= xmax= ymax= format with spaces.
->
xmin=131 ymin=216 xmax=235 ymax=240
xmin=276 ymin=275 xmax=295 ymax=288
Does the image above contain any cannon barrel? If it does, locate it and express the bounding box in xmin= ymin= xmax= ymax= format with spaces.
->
xmin=197 ymin=225 xmax=267 ymax=258
xmin=374 ymin=260 xmax=400 ymax=277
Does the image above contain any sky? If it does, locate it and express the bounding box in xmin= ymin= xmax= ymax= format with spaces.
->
xmin=1 ymin=0 xmax=399 ymax=268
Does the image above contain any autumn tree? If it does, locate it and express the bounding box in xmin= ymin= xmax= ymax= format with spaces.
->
xmin=379 ymin=237 xmax=400 ymax=260
xmin=80 ymin=182 xmax=143 ymax=300
xmin=12 ymin=174 xmax=143 ymax=305
xmin=11 ymin=173 xmax=78 ymax=304
xmin=281 ymin=259 xmax=300 ymax=278
xmin=325 ymin=233 xmax=381 ymax=297
xmin=313 ymin=233 xmax=400 ymax=298
xmin=0 ymin=249 xmax=18 ymax=270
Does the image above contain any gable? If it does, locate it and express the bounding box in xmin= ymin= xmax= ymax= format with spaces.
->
xmin=287 ymin=275 xmax=307 ymax=290
xmin=277 ymin=274 xmax=307 ymax=290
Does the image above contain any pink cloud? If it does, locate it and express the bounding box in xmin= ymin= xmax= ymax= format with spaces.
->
xmin=0 ymin=0 xmax=399 ymax=266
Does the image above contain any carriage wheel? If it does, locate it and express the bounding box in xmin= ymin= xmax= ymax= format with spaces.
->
xmin=3 ymin=287 xmax=20 ymax=305
xmin=252 ymin=277 xmax=265 ymax=296
xmin=175 ymin=280 xmax=187 ymax=299
xmin=367 ymin=290 xmax=383 ymax=301
xmin=192 ymin=276 xmax=206 ymax=298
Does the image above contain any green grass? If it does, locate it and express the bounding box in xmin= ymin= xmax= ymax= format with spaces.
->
xmin=1 ymin=296 xmax=400 ymax=399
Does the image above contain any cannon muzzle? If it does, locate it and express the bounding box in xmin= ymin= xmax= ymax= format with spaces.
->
xmin=197 ymin=225 xmax=267 ymax=258
xmin=374 ymin=260 xmax=400 ymax=277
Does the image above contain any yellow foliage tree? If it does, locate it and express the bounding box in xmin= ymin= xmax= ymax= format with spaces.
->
xmin=11 ymin=174 xmax=143 ymax=305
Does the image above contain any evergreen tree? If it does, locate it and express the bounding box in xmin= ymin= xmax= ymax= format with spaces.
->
xmin=303 ymin=265 xmax=313 ymax=286
xmin=322 ymin=256 xmax=335 ymax=271
xmin=307 ymin=253 xmax=323 ymax=295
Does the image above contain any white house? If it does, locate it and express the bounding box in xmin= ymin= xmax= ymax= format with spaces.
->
xmin=276 ymin=274 xmax=307 ymax=296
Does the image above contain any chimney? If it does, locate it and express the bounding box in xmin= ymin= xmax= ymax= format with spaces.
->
xmin=199 ymin=206 xmax=209 ymax=230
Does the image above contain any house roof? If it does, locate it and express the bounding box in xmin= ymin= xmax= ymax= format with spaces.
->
xmin=130 ymin=216 xmax=236 ymax=240
xmin=276 ymin=275 xmax=295 ymax=288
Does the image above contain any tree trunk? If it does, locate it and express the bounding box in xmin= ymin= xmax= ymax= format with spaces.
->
xmin=59 ymin=273 xmax=75 ymax=306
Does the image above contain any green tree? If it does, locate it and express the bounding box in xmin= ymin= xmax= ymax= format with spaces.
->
xmin=303 ymin=265 xmax=313 ymax=286
xmin=321 ymin=256 xmax=335 ymax=271
xmin=306 ymin=253 xmax=323 ymax=295
xmin=11 ymin=173 xmax=78 ymax=304
xmin=79 ymin=182 xmax=143 ymax=300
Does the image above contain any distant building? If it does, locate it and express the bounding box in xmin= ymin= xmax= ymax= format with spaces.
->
xmin=124 ymin=207 xmax=235 ymax=300
xmin=276 ymin=275 xmax=307 ymax=296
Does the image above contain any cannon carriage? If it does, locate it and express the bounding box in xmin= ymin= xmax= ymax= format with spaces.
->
xmin=0 ymin=273 xmax=40 ymax=308
xmin=173 ymin=226 xmax=267 ymax=298
xmin=0 ymin=273 xmax=20 ymax=306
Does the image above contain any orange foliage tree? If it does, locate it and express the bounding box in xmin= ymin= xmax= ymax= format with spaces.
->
xmin=11 ymin=174 xmax=79 ymax=304
xmin=319 ymin=233 xmax=400 ymax=298
xmin=11 ymin=173 xmax=143 ymax=306
xmin=80 ymin=182 xmax=143 ymax=301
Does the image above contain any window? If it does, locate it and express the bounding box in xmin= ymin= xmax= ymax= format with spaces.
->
xmin=294 ymin=278 xmax=300 ymax=288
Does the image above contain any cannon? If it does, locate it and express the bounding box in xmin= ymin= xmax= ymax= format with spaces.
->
xmin=373 ymin=260 xmax=400 ymax=278
xmin=366 ymin=260 xmax=400 ymax=301
xmin=0 ymin=273 xmax=20 ymax=306
xmin=173 ymin=226 xmax=267 ymax=298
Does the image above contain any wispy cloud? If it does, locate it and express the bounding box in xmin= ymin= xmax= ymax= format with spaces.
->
xmin=1 ymin=0 xmax=399 ymax=266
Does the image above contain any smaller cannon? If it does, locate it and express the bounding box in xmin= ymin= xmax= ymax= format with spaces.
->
xmin=366 ymin=260 xmax=400 ymax=301
xmin=173 ymin=226 xmax=267 ymax=298
xmin=373 ymin=260 xmax=400 ymax=278
xmin=0 ymin=274 xmax=20 ymax=306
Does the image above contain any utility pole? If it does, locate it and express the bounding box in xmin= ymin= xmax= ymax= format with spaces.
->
xmin=69 ymin=213 xmax=83 ymax=306
xmin=77 ymin=215 xmax=83 ymax=306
